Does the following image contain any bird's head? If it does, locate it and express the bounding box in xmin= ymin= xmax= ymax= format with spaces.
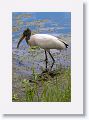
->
xmin=17 ymin=28 xmax=31 ymax=48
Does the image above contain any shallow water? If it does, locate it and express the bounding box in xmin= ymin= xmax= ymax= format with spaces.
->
xmin=12 ymin=12 xmax=71 ymax=100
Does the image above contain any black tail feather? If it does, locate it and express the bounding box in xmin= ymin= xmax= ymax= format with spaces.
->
xmin=61 ymin=41 xmax=69 ymax=48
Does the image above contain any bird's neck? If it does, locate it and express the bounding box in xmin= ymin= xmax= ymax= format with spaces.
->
xmin=26 ymin=36 xmax=30 ymax=44
xmin=26 ymin=39 xmax=28 ymax=44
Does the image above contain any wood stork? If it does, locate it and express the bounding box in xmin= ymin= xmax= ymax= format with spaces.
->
xmin=17 ymin=28 xmax=68 ymax=62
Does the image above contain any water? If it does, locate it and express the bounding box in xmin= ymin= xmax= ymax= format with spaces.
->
xmin=12 ymin=12 xmax=71 ymax=76
xmin=12 ymin=12 xmax=71 ymax=38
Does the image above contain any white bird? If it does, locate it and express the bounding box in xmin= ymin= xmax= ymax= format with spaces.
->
xmin=17 ymin=28 xmax=68 ymax=62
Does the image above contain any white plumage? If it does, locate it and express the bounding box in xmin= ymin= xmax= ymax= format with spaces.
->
xmin=17 ymin=28 xmax=68 ymax=62
xmin=29 ymin=34 xmax=66 ymax=50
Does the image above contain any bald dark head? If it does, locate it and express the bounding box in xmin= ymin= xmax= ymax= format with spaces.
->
xmin=23 ymin=28 xmax=31 ymax=40
xmin=17 ymin=28 xmax=31 ymax=48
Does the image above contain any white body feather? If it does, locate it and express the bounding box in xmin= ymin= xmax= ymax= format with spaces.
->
xmin=28 ymin=34 xmax=66 ymax=50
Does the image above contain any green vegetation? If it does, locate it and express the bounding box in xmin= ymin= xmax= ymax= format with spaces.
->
xmin=12 ymin=67 xmax=71 ymax=102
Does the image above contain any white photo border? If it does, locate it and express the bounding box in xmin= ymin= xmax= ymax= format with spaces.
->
xmin=0 ymin=0 xmax=83 ymax=114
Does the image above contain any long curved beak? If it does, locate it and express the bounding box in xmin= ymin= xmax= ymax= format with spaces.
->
xmin=17 ymin=35 xmax=25 ymax=48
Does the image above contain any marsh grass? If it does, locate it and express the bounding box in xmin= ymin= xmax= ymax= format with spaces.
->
xmin=12 ymin=66 xmax=71 ymax=102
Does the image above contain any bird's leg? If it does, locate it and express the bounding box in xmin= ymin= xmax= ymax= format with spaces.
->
xmin=45 ymin=50 xmax=48 ymax=62
xmin=45 ymin=59 xmax=48 ymax=71
xmin=50 ymin=61 xmax=55 ymax=70
xmin=48 ymin=51 xmax=55 ymax=62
